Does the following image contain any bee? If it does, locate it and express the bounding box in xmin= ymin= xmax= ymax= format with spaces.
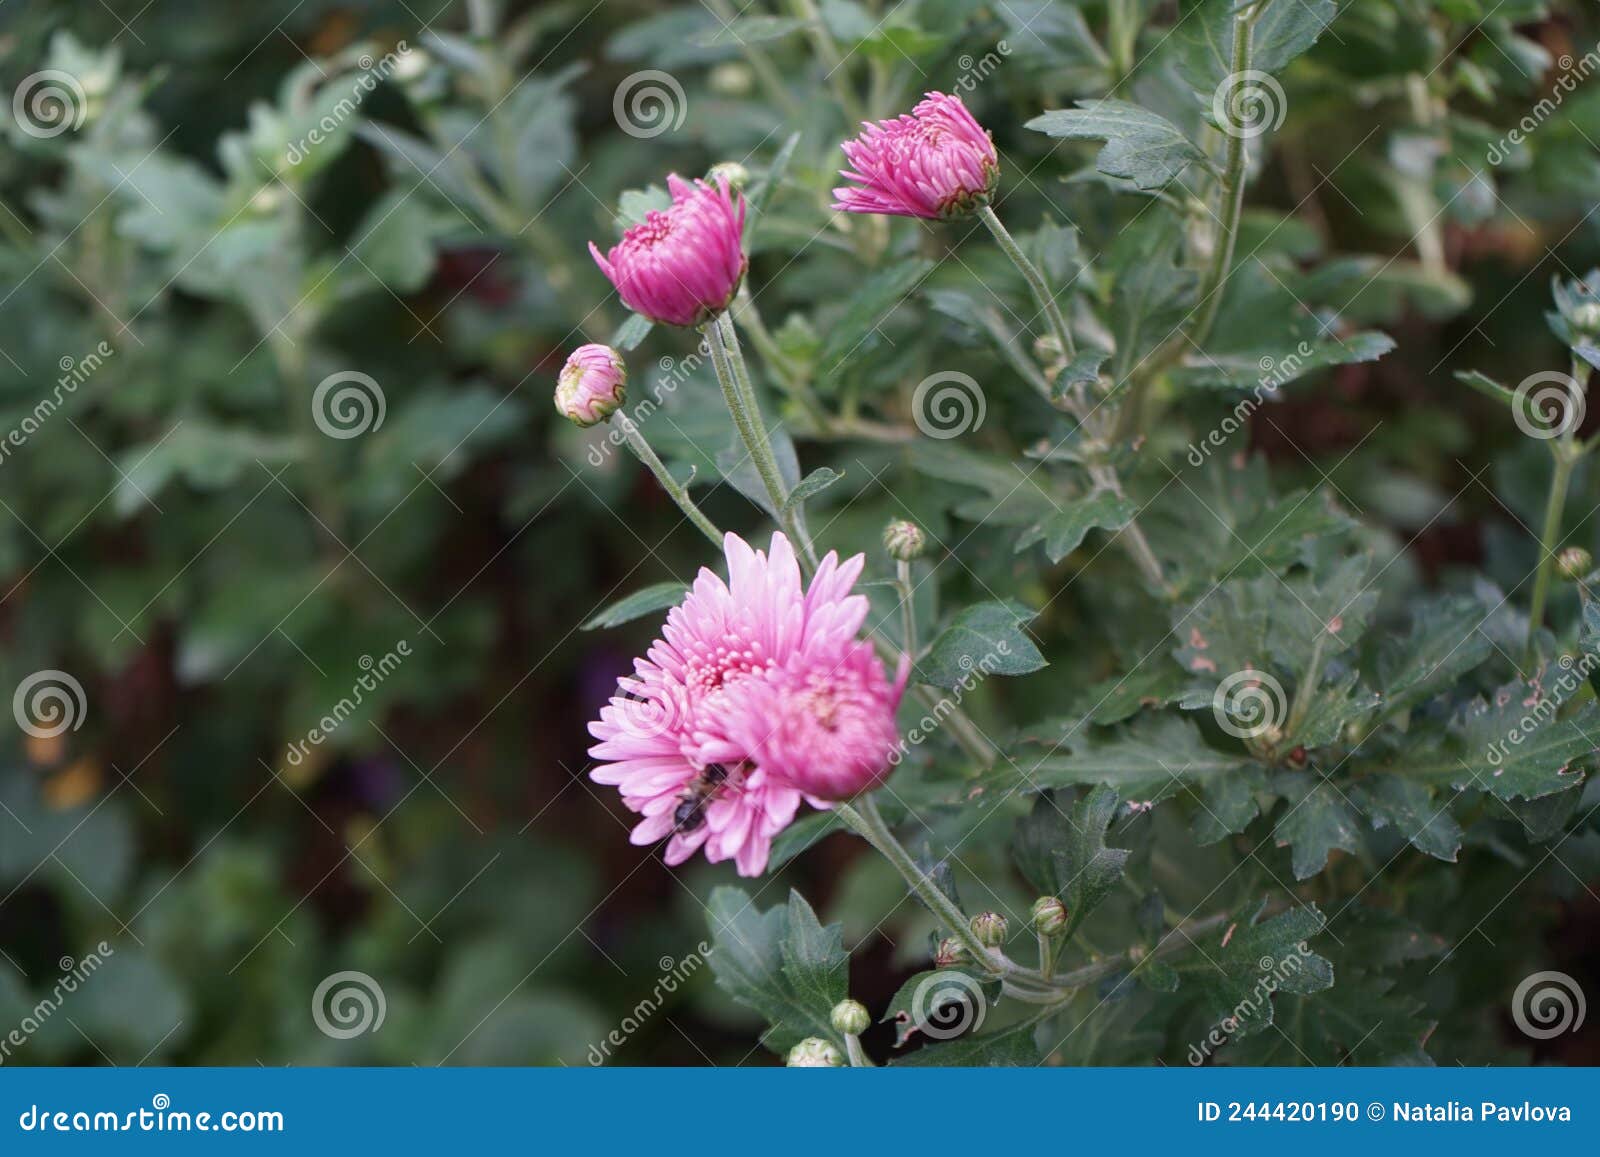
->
xmin=672 ymin=762 xmax=730 ymax=835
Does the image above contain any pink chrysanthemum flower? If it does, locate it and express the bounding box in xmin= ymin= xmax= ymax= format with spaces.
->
xmin=588 ymin=533 xmax=906 ymax=876
xmin=833 ymin=92 xmax=1000 ymax=220
xmin=555 ymin=343 xmax=627 ymax=427
xmin=588 ymin=174 xmax=747 ymax=328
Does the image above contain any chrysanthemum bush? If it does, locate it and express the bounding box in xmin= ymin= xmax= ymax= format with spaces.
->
xmin=2 ymin=0 xmax=1599 ymax=1068
xmin=570 ymin=0 xmax=1600 ymax=1066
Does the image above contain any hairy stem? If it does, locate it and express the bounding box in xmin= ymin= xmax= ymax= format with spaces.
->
xmin=1527 ymin=442 xmax=1578 ymax=657
xmin=977 ymin=205 xmax=1075 ymax=361
xmin=619 ymin=420 xmax=723 ymax=548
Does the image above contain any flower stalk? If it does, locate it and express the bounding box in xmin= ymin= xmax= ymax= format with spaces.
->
xmin=618 ymin=419 xmax=723 ymax=548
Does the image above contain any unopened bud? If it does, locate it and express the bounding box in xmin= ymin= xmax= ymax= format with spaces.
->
xmin=970 ymin=911 xmax=1008 ymax=948
xmin=556 ymin=343 xmax=627 ymax=427
xmin=1558 ymin=546 xmax=1592 ymax=580
xmin=786 ymin=1037 xmax=844 ymax=1067
xmin=883 ymin=519 xmax=927 ymax=561
xmin=830 ymin=999 xmax=870 ymax=1036
xmin=934 ymin=937 xmax=967 ymax=967
xmin=1030 ymin=896 xmax=1067 ymax=937
xmin=708 ymin=161 xmax=750 ymax=191
xmin=1571 ymin=301 xmax=1600 ymax=338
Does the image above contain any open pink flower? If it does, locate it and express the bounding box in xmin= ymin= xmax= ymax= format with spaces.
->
xmin=833 ymin=92 xmax=1000 ymax=220
xmin=587 ymin=532 xmax=906 ymax=876
xmin=589 ymin=174 xmax=747 ymax=328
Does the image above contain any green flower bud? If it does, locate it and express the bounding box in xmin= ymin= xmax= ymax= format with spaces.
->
xmin=883 ymin=519 xmax=927 ymax=561
xmin=1558 ymin=546 xmax=1592 ymax=581
xmin=1030 ymin=896 xmax=1068 ymax=937
xmin=970 ymin=911 xmax=1008 ymax=948
xmin=708 ymin=162 xmax=750 ymax=191
xmin=786 ymin=1037 xmax=844 ymax=1067
xmin=830 ymin=999 xmax=870 ymax=1036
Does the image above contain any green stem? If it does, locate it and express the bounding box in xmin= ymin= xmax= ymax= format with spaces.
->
xmin=787 ymin=0 xmax=865 ymax=125
xmin=842 ymin=1033 xmax=872 ymax=1067
xmin=1287 ymin=630 xmax=1328 ymax=738
xmin=1038 ymin=931 xmax=1057 ymax=982
xmin=702 ymin=0 xmax=807 ymax=125
xmin=977 ymin=205 xmax=1075 ymax=361
xmin=835 ymin=794 xmax=998 ymax=967
xmin=704 ymin=312 xmax=818 ymax=564
xmin=1527 ymin=443 xmax=1578 ymax=658
xmin=619 ymin=420 xmax=723 ymax=548
xmin=896 ymin=559 xmax=917 ymax=658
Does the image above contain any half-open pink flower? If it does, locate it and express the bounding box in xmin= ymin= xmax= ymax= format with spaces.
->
xmin=589 ymin=174 xmax=747 ymax=328
xmin=555 ymin=343 xmax=627 ymax=427
xmin=587 ymin=532 xmax=905 ymax=876
xmin=833 ymin=92 xmax=1000 ymax=220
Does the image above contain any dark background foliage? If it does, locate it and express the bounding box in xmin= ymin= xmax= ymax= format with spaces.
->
xmin=0 ymin=0 xmax=1596 ymax=1065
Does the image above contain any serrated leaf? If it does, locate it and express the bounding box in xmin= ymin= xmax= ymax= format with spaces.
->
xmin=1352 ymin=775 xmax=1462 ymax=861
xmin=884 ymin=968 xmax=1004 ymax=1050
xmin=891 ymin=1022 xmax=1040 ymax=1065
xmin=1058 ymin=785 xmax=1131 ymax=933
xmin=817 ymin=258 xmax=934 ymax=376
xmin=1274 ymin=771 xmax=1363 ymax=879
xmin=1175 ymin=0 xmax=1338 ymax=92
xmin=1026 ymin=100 xmax=1206 ymax=190
xmin=1016 ymin=492 xmax=1137 ymax=563
xmin=580 ymin=582 xmax=687 ymax=631
xmin=783 ymin=466 xmax=843 ymax=513
xmin=915 ymin=600 xmax=1046 ymax=689
xmin=1175 ymin=332 xmax=1396 ymax=390
xmin=1181 ymin=903 xmax=1333 ymax=1040
xmin=1017 ymin=714 xmax=1258 ymax=804
xmin=780 ymin=890 xmax=847 ymax=1016
xmin=705 ymin=886 xmax=842 ymax=1054
xmin=1375 ymin=596 xmax=1495 ymax=719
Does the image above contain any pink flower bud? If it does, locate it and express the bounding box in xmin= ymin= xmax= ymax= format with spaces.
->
xmin=833 ymin=92 xmax=1000 ymax=220
xmin=589 ymin=174 xmax=747 ymax=328
xmin=555 ymin=344 xmax=627 ymax=427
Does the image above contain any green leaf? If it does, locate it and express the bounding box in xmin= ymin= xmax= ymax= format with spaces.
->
xmin=1058 ymin=785 xmax=1132 ymax=934
xmin=115 ymin=422 xmax=298 ymax=516
xmin=1016 ymin=492 xmax=1138 ymax=563
xmin=1374 ymin=596 xmax=1495 ymax=719
xmin=1352 ymin=775 xmax=1463 ymax=862
xmin=1273 ymin=770 xmax=1364 ymax=879
xmin=1453 ymin=368 xmax=1516 ymax=408
xmin=892 ymin=1022 xmax=1040 ymax=1065
xmin=780 ymin=890 xmax=848 ymax=1017
xmin=817 ymin=258 xmax=934 ymax=376
xmin=611 ymin=312 xmax=653 ymax=351
xmin=1018 ymin=714 xmax=1257 ymax=802
xmin=1175 ymin=0 xmax=1339 ymax=92
xmin=907 ymin=441 xmax=1058 ymax=528
xmin=783 ymin=466 xmax=843 ymax=513
xmin=1221 ymin=971 xmax=1433 ymax=1065
xmin=580 ymin=582 xmax=687 ymax=631
xmin=1106 ymin=217 xmax=1199 ymax=383
xmin=883 ymin=968 xmax=1001 ymax=1048
xmin=1026 ymin=100 xmax=1206 ymax=190
xmin=705 ymin=886 xmax=844 ymax=1054
xmin=914 ymin=600 xmax=1047 ymax=689
xmin=1174 ymin=332 xmax=1396 ymax=390
xmin=692 ymin=15 xmax=809 ymax=46
xmin=1180 ymin=903 xmax=1333 ymax=1040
